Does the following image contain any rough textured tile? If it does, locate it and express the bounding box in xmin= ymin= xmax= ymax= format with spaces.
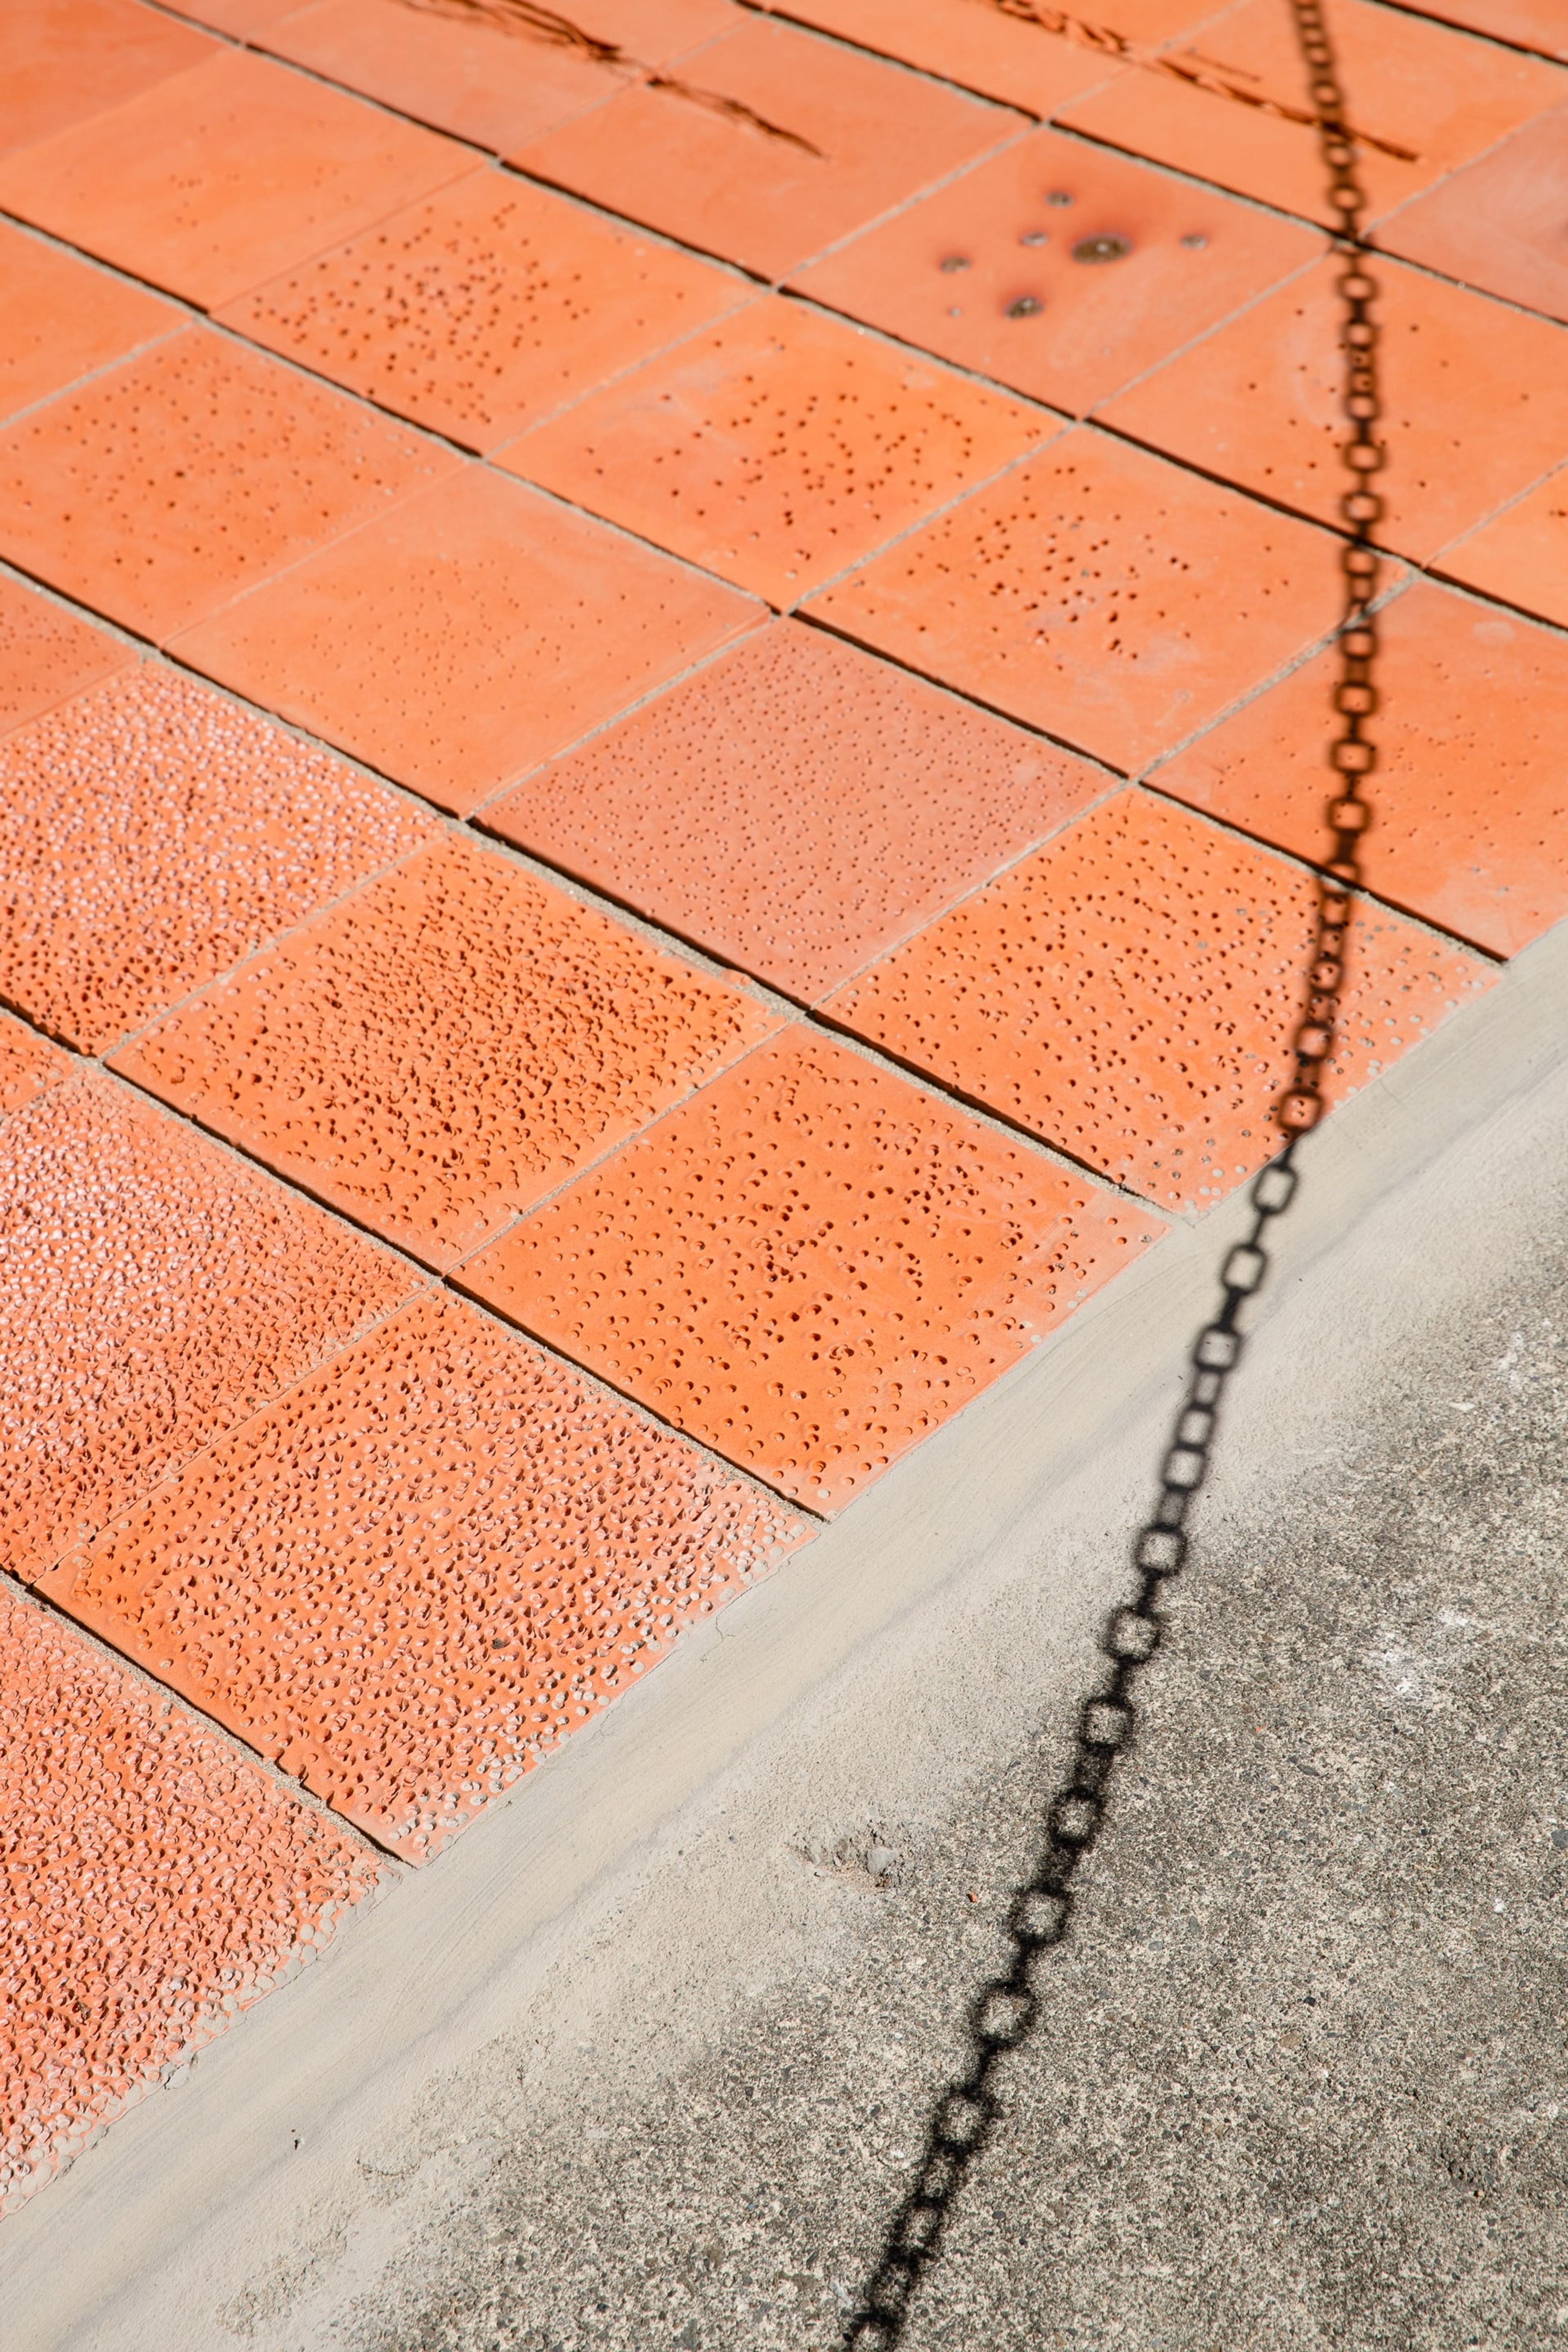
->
xmin=468 ymin=1029 xmax=1163 ymax=1509
xmin=0 ymin=49 xmax=474 ymax=312
xmin=1099 ymin=254 xmax=1568 ymax=565
xmin=0 ymin=330 xmax=455 ymax=642
xmin=0 ymin=1581 xmax=381 ymax=2216
xmin=0 ymin=664 xmax=438 ymax=1054
xmin=807 ymin=427 xmax=1341 ymax=773
xmin=794 ymin=127 xmax=1320 ymax=416
xmin=752 ymin=0 xmax=1192 ymax=114
xmin=1434 ymin=466 xmax=1568 ymax=629
xmin=487 ymin=620 xmax=1108 ymax=1000
xmin=824 ymin=791 xmax=1492 ymax=1208
xmin=0 ymin=1011 xmax=72 ymax=1118
xmin=1057 ymin=0 xmax=1567 ymax=228
xmin=1385 ymin=0 xmax=1566 ymax=59
xmin=1149 ymin=582 xmax=1568 ymax=960
xmin=1377 ymin=105 xmax=1568 ymax=323
xmin=0 ymin=223 xmax=178 ymax=426
xmin=115 ymin=835 xmax=781 ymax=1267
xmin=0 ymin=0 xmax=215 ymax=160
xmin=0 ymin=1074 xmax=418 ymax=1579
xmin=223 ymin=170 xmax=750 ymax=453
xmin=512 ymin=14 xmax=1020 ymax=280
xmin=0 ymin=575 xmax=131 ymax=742
xmin=174 ymin=466 xmax=761 ymax=812
xmin=505 ymin=298 xmax=1045 ymax=606
xmin=40 ymin=1293 xmax=804 ymax=1862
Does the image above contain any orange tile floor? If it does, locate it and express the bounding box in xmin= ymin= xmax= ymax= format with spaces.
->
xmin=2 ymin=0 xmax=1566 ymax=2216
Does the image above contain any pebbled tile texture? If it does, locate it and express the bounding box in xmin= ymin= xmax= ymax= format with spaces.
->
xmin=0 ymin=222 xmax=178 ymax=428
xmin=0 ymin=1071 xmax=418 ymax=1579
xmin=0 ymin=0 xmax=215 ymax=160
xmin=486 ymin=619 xmax=1109 ymax=1000
xmin=1437 ymin=466 xmax=1568 ymax=629
xmin=0 ymin=663 xmax=438 ymax=1053
xmin=114 ymin=834 xmax=781 ymax=1267
xmin=0 ymin=1010 xmax=72 ymax=1118
xmin=823 ymin=790 xmax=1492 ymax=1208
xmin=506 ymin=297 xmax=1046 ymax=606
xmin=40 ymin=1292 xmax=804 ymax=1861
xmin=0 ymin=1580 xmax=382 ymax=2214
xmin=0 ymin=575 xmax=130 ymax=742
xmin=1378 ymin=105 xmax=1568 ymax=324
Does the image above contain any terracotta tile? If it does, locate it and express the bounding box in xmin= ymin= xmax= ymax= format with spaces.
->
xmin=222 ymin=170 xmax=750 ymax=453
xmin=1385 ymin=0 xmax=1566 ymax=60
xmin=487 ymin=620 xmax=1109 ymax=999
xmin=0 ymin=1074 xmax=418 ymax=1579
xmin=1057 ymin=0 xmax=1568 ymax=228
xmin=0 ymin=575 xmax=131 ymax=742
xmin=807 ymin=426 xmax=1342 ymax=773
xmin=0 ymin=0 xmax=216 ymax=160
xmin=0 ymin=50 xmax=475 ymax=312
xmin=823 ymin=791 xmax=1491 ymax=1208
xmin=504 ymin=298 xmax=1046 ymax=605
xmin=40 ymin=1292 xmax=804 ymax=1860
xmin=1377 ymin=105 xmax=1568 ymax=323
xmin=173 ymin=466 xmax=761 ymax=811
xmin=468 ymin=1028 xmax=1163 ymax=1508
xmin=0 ymin=1582 xmax=381 ymax=2215
xmin=263 ymin=0 xmax=736 ymax=156
xmin=0 ymin=1011 xmax=72 ymax=1118
xmin=0 ymin=223 xmax=179 ymax=427
xmin=512 ymin=14 xmax=1021 ymax=280
xmin=161 ymin=0 xmax=305 ymax=31
xmin=0 ymin=330 xmax=455 ymax=642
xmin=114 ymin=834 xmax=781 ymax=1267
xmin=0 ymin=664 xmax=438 ymax=1054
xmin=1099 ymin=253 xmax=1568 ymax=564
xmin=794 ymin=127 xmax=1320 ymax=416
xmin=1436 ymin=465 xmax=1568 ymax=630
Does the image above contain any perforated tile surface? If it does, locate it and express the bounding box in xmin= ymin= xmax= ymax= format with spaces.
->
xmin=0 ymin=223 xmax=178 ymax=427
xmin=0 ymin=576 xmax=130 ymax=742
xmin=0 ymin=1009 xmax=71 ymax=1118
xmin=1437 ymin=467 xmax=1568 ymax=628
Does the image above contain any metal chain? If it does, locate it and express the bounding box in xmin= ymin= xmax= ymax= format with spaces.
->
xmin=842 ymin=8 xmax=1381 ymax=2341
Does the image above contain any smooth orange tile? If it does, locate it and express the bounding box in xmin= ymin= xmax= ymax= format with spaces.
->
xmin=504 ymin=298 xmax=1046 ymax=606
xmin=0 ymin=575 xmax=131 ymax=742
xmin=1387 ymin=0 xmax=1566 ymax=58
xmin=1436 ymin=466 xmax=1568 ymax=629
xmin=0 ymin=1581 xmax=381 ymax=2214
xmin=0 ymin=664 xmax=438 ymax=1054
xmin=0 ymin=1074 xmax=419 ymax=1579
xmin=807 ymin=426 xmax=1342 ymax=773
xmin=1378 ymin=105 xmax=1568 ymax=323
xmin=0 ymin=49 xmax=475 ymax=311
xmin=160 ymin=0 xmax=304 ymax=30
xmin=0 ymin=0 xmax=216 ymax=160
xmin=512 ymin=13 xmax=1021 ymax=280
xmin=0 ymin=1009 xmax=72 ymax=1118
xmin=824 ymin=791 xmax=1491 ymax=1208
xmin=1057 ymin=0 xmax=1567 ymax=228
xmin=1100 ymin=253 xmax=1568 ymax=564
xmin=114 ymin=833 xmax=781 ymax=1267
xmin=222 ymin=170 xmax=751 ymax=453
xmin=174 ymin=466 xmax=761 ymax=811
xmin=487 ymin=619 xmax=1109 ymax=999
xmin=0 ymin=223 xmax=179 ymax=426
xmin=40 ymin=1292 xmax=804 ymax=1860
xmin=751 ymin=0 xmax=1194 ymax=114
xmin=468 ymin=1028 xmax=1163 ymax=1509
xmin=794 ymin=127 xmax=1320 ymax=415
xmin=0 ymin=330 xmax=455 ymax=642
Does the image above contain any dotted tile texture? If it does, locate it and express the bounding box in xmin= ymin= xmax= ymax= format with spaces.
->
xmin=0 ymin=221 xmax=177 ymax=429
xmin=0 ymin=575 xmax=130 ymax=743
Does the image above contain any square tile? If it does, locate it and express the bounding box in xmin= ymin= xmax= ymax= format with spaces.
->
xmin=751 ymin=0 xmax=1194 ymax=115
xmin=1057 ymin=0 xmax=1568 ymax=228
xmin=1436 ymin=466 xmax=1568 ymax=630
xmin=793 ymin=126 xmax=1320 ymax=415
xmin=486 ymin=619 xmax=1110 ymax=999
xmin=1099 ymin=253 xmax=1568 ymax=564
xmin=40 ymin=1291 xmax=803 ymax=1860
xmin=512 ymin=13 xmax=1021 ymax=280
xmin=0 ymin=0 xmax=215 ymax=160
xmin=0 ymin=664 xmax=438 ymax=1053
xmin=1149 ymin=581 xmax=1568 ymax=959
xmin=0 ymin=329 xmax=455 ymax=641
xmin=173 ymin=465 xmax=762 ymax=811
xmin=0 ymin=223 xmax=179 ymax=427
xmin=806 ymin=425 xmax=1343 ymax=772
xmin=114 ymin=834 xmax=782 ymax=1267
xmin=0 ymin=575 xmax=131 ymax=742
xmin=467 ymin=1028 xmax=1163 ymax=1509
xmin=222 ymin=169 xmax=751 ymax=453
xmin=0 ymin=1072 xmax=419 ymax=1578
xmin=503 ymin=297 xmax=1046 ymax=606
xmin=0 ymin=1009 xmax=73 ymax=1117
xmin=1377 ymin=105 xmax=1568 ymax=323
xmin=823 ymin=789 xmax=1492 ymax=1208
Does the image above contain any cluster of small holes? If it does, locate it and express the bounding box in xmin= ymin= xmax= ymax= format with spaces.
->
xmin=0 ymin=1581 xmax=381 ymax=2215
xmin=0 ymin=664 xmax=438 ymax=1052
xmin=53 ymin=1294 xmax=803 ymax=1861
xmin=116 ymin=835 xmax=779 ymax=1265
xmin=0 ymin=1009 xmax=69 ymax=1118
xmin=0 ymin=575 xmax=129 ymax=740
